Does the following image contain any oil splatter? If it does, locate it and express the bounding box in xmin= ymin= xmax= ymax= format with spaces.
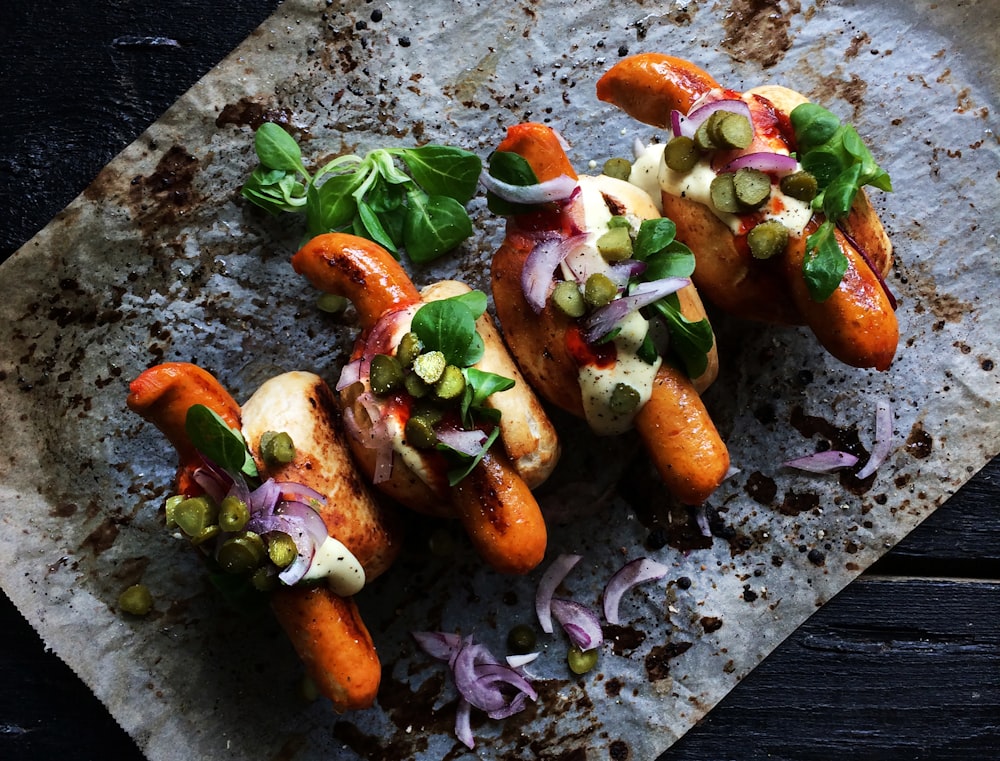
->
xmin=721 ymin=0 xmax=802 ymax=68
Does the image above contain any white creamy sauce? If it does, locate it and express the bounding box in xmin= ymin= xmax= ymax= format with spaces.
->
xmin=632 ymin=143 xmax=813 ymax=236
xmin=303 ymin=535 xmax=366 ymax=596
xmin=578 ymin=310 xmax=661 ymax=435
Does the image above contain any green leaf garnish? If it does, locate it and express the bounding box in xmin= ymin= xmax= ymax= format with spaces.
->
xmin=241 ymin=125 xmax=482 ymax=263
xmin=484 ymin=151 xmax=540 ymax=215
xmin=185 ymin=404 xmax=258 ymax=479
xmin=410 ymin=296 xmax=483 ymax=366
xmin=790 ymin=103 xmax=892 ymax=301
xmin=444 ymin=426 xmax=502 ymax=487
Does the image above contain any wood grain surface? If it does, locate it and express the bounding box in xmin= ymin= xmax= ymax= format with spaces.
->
xmin=1 ymin=2 xmax=997 ymax=759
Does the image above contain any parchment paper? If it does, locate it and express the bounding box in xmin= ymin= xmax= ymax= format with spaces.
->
xmin=1 ymin=1 xmax=997 ymax=759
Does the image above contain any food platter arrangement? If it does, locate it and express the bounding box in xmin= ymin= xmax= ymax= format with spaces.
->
xmin=0 ymin=1 xmax=997 ymax=759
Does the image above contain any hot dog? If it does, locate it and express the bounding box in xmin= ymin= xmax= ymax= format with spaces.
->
xmin=596 ymin=53 xmax=898 ymax=370
xmin=127 ymin=363 xmax=400 ymax=711
xmin=485 ymin=122 xmax=730 ymax=506
xmin=291 ymin=232 xmax=559 ymax=574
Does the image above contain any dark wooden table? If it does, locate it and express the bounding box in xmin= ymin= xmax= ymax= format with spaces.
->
xmin=2 ymin=2 xmax=998 ymax=759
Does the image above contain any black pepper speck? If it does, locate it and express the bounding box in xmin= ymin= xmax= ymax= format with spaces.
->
xmin=371 ymin=9 xmax=382 ymax=22
xmin=808 ymin=549 xmax=826 ymax=566
xmin=618 ymin=45 xmax=629 ymax=56
xmin=676 ymin=576 xmax=692 ymax=590
xmin=399 ymin=36 xmax=411 ymax=47
xmin=355 ymin=20 xmax=367 ymax=30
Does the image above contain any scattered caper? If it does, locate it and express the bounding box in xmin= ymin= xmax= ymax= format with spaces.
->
xmin=412 ymin=350 xmax=447 ymax=385
xmin=747 ymin=219 xmax=791 ymax=260
xmin=396 ymin=331 xmax=423 ymax=368
xmin=404 ymin=372 xmax=430 ymax=399
xmin=709 ymin=173 xmax=740 ymax=214
xmin=507 ymin=624 xmax=537 ymax=655
xmin=164 ymin=494 xmax=185 ymax=529
xmin=551 ymin=280 xmax=586 ymax=318
xmin=710 ymin=112 xmax=753 ymax=150
xmin=596 ymin=226 xmax=633 ymax=262
xmin=602 ymin=157 xmax=633 ymax=181
xmin=567 ymin=645 xmax=599 ymax=675
xmin=404 ymin=415 xmax=439 ymax=449
xmin=733 ymin=167 xmax=771 ymax=209
xmin=316 ymin=293 xmax=348 ymax=314
xmin=584 ymin=273 xmax=617 ymax=308
xmin=663 ymin=135 xmax=700 ymax=172
xmin=608 ymin=382 xmax=641 ymax=415
xmin=260 ymin=430 xmax=295 ymax=465
xmin=250 ymin=566 xmax=278 ymax=592
xmin=267 ymin=532 xmax=298 ymax=568
xmin=370 ymin=353 xmax=405 ymax=395
xmin=779 ymin=170 xmax=819 ymax=202
xmin=434 ymin=365 xmax=466 ymax=401
xmin=217 ymin=531 xmax=267 ymax=575
xmin=118 ymin=584 xmax=153 ymax=616
xmin=189 ymin=524 xmax=221 ymax=546
xmin=693 ymin=119 xmax=718 ymax=152
xmin=173 ymin=496 xmax=217 ymax=537
xmin=218 ymin=495 xmax=250 ymax=533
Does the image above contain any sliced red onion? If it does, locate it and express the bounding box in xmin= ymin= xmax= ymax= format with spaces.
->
xmin=783 ymin=450 xmax=859 ymax=473
xmin=673 ymin=98 xmax=753 ymax=139
xmin=412 ymin=630 xmax=462 ymax=662
xmin=505 ymin=652 xmax=540 ymax=669
xmin=480 ymin=170 xmax=579 ymax=205
xmin=694 ymin=504 xmax=712 ymax=538
xmin=336 ymin=358 xmax=362 ymax=391
xmin=607 ymin=259 xmax=647 ymax=288
xmin=856 ymin=398 xmax=894 ymax=479
xmin=536 ymin=553 xmax=582 ymax=634
xmin=602 ymin=557 xmax=670 ymax=625
xmin=455 ymin=699 xmax=474 ymax=749
xmin=521 ymin=232 xmax=589 ymax=312
xmin=723 ymin=151 xmax=799 ymax=174
xmin=550 ymin=598 xmax=603 ymax=651
xmin=581 ymin=277 xmax=689 ymax=344
xmin=436 ymin=427 xmax=488 ymax=457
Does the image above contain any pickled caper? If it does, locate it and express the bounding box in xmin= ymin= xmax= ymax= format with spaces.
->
xmin=710 ymin=112 xmax=753 ymax=150
xmin=507 ymin=624 xmax=537 ymax=654
xmin=779 ymin=170 xmax=819 ymax=202
xmin=404 ymin=415 xmax=439 ymax=449
xmin=551 ymin=280 xmax=586 ymax=318
xmin=434 ymin=365 xmax=466 ymax=401
xmin=663 ymin=135 xmax=700 ymax=172
xmin=608 ymin=382 xmax=641 ymax=415
xmin=404 ymin=372 xmax=430 ymax=399
xmin=217 ymin=531 xmax=267 ymax=575
xmin=316 ymin=293 xmax=348 ymax=314
xmin=118 ymin=584 xmax=153 ymax=616
xmin=396 ymin=331 xmax=423 ymax=368
xmin=370 ymin=353 xmax=405 ymax=395
xmin=693 ymin=119 xmax=718 ymax=152
xmin=189 ymin=524 xmax=221 ymax=546
xmin=567 ymin=645 xmax=599 ymax=675
xmin=746 ymin=219 xmax=791 ymax=260
xmin=412 ymin=350 xmax=446 ymax=385
xmin=709 ymin=173 xmax=740 ymax=214
xmin=267 ymin=531 xmax=298 ymax=568
xmin=164 ymin=494 xmax=185 ymax=529
xmin=250 ymin=566 xmax=278 ymax=592
xmin=596 ymin=225 xmax=633 ymax=262
xmin=173 ymin=495 xmax=217 ymax=537
xmin=260 ymin=430 xmax=295 ymax=465
xmin=602 ymin=157 xmax=633 ymax=181
xmin=733 ymin=167 xmax=771 ymax=209
xmin=218 ymin=495 xmax=250 ymax=533
xmin=584 ymin=273 xmax=617 ymax=308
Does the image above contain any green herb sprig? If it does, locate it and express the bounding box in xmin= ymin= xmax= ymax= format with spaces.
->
xmin=185 ymin=404 xmax=258 ymax=479
xmin=242 ymin=122 xmax=483 ymax=263
xmin=790 ymin=103 xmax=893 ymax=301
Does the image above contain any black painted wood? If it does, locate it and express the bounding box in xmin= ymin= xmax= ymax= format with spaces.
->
xmin=1 ymin=2 xmax=998 ymax=759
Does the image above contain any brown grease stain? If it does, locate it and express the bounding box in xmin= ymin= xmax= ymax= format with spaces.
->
xmin=905 ymin=422 xmax=933 ymax=459
xmin=215 ymin=97 xmax=295 ymax=132
xmin=722 ymin=0 xmax=802 ymax=68
xmin=646 ymin=640 xmax=693 ymax=681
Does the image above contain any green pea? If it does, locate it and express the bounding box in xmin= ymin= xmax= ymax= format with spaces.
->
xmin=218 ymin=495 xmax=250 ymax=533
xmin=733 ymin=167 xmax=771 ymax=209
xmin=584 ymin=273 xmax=617 ymax=308
xmin=663 ymin=135 xmax=700 ymax=172
xmin=507 ymin=624 xmax=537 ymax=654
xmin=118 ymin=584 xmax=153 ymax=616
xmin=602 ymin=157 xmax=633 ymax=181
xmin=260 ymin=430 xmax=295 ymax=465
xmin=567 ymin=645 xmax=599 ymax=675
xmin=746 ymin=219 xmax=791 ymax=260
xmin=551 ymin=280 xmax=586 ymax=318
xmin=596 ymin=226 xmax=633 ymax=262
xmin=396 ymin=331 xmax=423 ymax=368
xmin=217 ymin=531 xmax=267 ymax=575
xmin=433 ymin=365 xmax=466 ymax=401
xmin=709 ymin=173 xmax=740 ymax=214
xmin=267 ymin=532 xmax=298 ymax=568
xmin=173 ymin=496 xmax=217 ymax=538
xmin=412 ymin=350 xmax=446 ymax=385
xmin=370 ymin=353 xmax=405 ymax=395
xmin=779 ymin=170 xmax=819 ymax=202
xmin=609 ymin=382 xmax=641 ymax=415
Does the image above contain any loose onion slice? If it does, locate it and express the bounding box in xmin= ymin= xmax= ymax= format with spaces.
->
xmin=783 ymin=450 xmax=859 ymax=473
xmin=480 ymin=170 xmax=579 ymax=205
xmin=521 ymin=232 xmax=589 ymax=312
xmin=581 ymin=277 xmax=689 ymax=344
xmin=602 ymin=557 xmax=670 ymax=625
xmin=671 ymin=98 xmax=753 ymax=139
xmin=856 ymin=398 xmax=894 ymax=479
xmin=436 ymin=427 xmax=488 ymax=457
xmin=550 ymin=598 xmax=603 ymax=651
xmin=535 ymin=553 xmax=581 ymax=634
xmin=505 ymin=652 xmax=540 ymax=669
xmin=722 ymin=151 xmax=799 ymax=174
